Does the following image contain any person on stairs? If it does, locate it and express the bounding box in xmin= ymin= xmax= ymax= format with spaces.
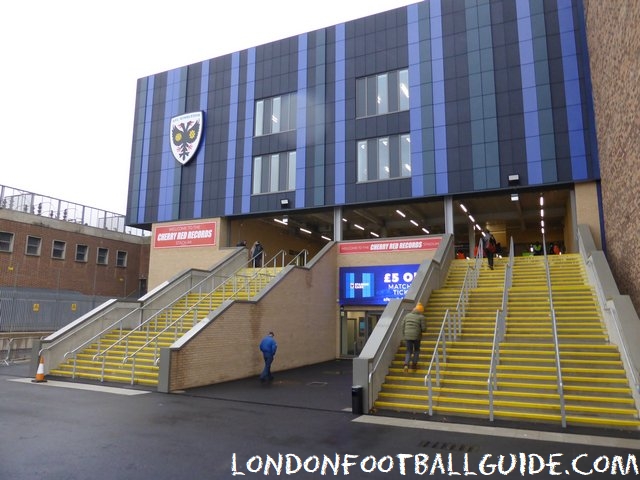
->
xmin=484 ymin=230 xmax=497 ymax=270
xmin=402 ymin=303 xmax=426 ymax=372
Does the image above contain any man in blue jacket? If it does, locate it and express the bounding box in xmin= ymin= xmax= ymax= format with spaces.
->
xmin=259 ymin=331 xmax=277 ymax=382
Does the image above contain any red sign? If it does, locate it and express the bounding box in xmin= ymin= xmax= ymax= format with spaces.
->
xmin=339 ymin=237 xmax=441 ymax=254
xmin=154 ymin=222 xmax=217 ymax=248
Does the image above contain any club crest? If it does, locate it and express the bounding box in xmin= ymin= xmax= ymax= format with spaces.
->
xmin=170 ymin=111 xmax=203 ymax=165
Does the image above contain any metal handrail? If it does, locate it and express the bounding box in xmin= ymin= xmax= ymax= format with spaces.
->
xmin=424 ymin=257 xmax=479 ymax=415
xmin=543 ymin=235 xmax=566 ymax=427
xmin=120 ymin=250 xmax=307 ymax=383
xmin=487 ymin=236 xmax=514 ymax=421
xmin=88 ymin=252 xmax=284 ymax=364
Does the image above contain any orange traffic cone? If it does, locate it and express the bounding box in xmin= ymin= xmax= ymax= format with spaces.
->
xmin=32 ymin=355 xmax=47 ymax=383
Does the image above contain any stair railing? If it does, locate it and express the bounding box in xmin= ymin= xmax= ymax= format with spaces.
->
xmin=543 ymin=236 xmax=567 ymax=428
xmin=424 ymin=260 xmax=478 ymax=415
xmin=122 ymin=250 xmax=306 ymax=383
xmin=87 ymin=250 xmax=293 ymax=382
xmin=487 ymin=236 xmax=514 ymax=421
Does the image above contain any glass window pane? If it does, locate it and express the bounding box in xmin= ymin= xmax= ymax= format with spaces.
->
xmin=378 ymin=138 xmax=390 ymax=179
xmin=253 ymin=156 xmax=262 ymax=194
xmin=376 ymin=73 xmax=388 ymax=114
xmin=357 ymin=141 xmax=368 ymax=182
xmin=399 ymin=69 xmax=409 ymax=111
xmin=255 ymin=100 xmax=264 ymax=136
xmin=272 ymin=97 xmax=281 ymax=134
xmin=401 ymin=134 xmax=412 ymax=177
xmin=270 ymin=154 xmax=279 ymax=192
xmin=287 ymin=151 xmax=296 ymax=190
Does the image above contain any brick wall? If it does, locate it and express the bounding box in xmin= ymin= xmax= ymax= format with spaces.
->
xmin=0 ymin=209 xmax=149 ymax=298
xmin=168 ymin=246 xmax=339 ymax=390
xmin=583 ymin=0 xmax=640 ymax=311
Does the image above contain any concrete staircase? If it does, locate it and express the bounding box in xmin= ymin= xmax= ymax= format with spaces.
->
xmin=49 ymin=267 xmax=277 ymax=386
xmin=374 ymin=254 xmax=640 ymax=430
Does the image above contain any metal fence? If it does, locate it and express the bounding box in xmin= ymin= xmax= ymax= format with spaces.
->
xmin=0 ymin=288 xmax=110 ymax=332
xmin=0 ymin=184 xmax=149 ymax=237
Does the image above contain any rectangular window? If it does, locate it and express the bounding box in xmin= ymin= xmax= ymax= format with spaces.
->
xmin=116 ymin=250 xmax=127 ymax=268
xmin=357 ymin=141 xmax=368 ymax=182
xmin=52 ymin=240 xmax=66 ymax=259
xmin=26 ymin=236 xmax=42 ymax=256
xmin=254 ymin=93 xmax=296 ymax=136
xmin=400 ymin=134 xmax=411 ymax=177
xmin=378 ymin=137 xmax=390 ymax=179
xmin=75 ymin=244 xmax=88 ymax=262
xmin=0 ymin=231 xmax=14 ymax=252
xmin=356 ymin=68 xmax=409 ymax=118
xmin=252 ymin=151 xmax=296 ymax=194
xmin=357 ymin=133 xmax=411 ymax=182
xmin=97 ymin=247 xmax=109 ymax=265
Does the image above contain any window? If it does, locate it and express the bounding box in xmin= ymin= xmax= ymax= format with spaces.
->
xmin=75 ymin=244 xmax=88 ymax=262
xmin=97 ymin=247 xmax=109 ymax=265
xmin=26 ymin=236 xmax=42 ymax=256
xmin=254 ymin=93 xmax=297 ymax=136
xmin=0 ymin=232 xmax=14 ymax=252
xmin=52 ymin=240 xmax=66 ymax=259
xmin=116 ymin=250 xmax=127 ymax=267
xmin=252 ymin=151 xmax=296 ymax=194
xmin=357 ymin=134 xmax=411 ymax=182
xmin=356 ymin=68 xmax=409 ymax=118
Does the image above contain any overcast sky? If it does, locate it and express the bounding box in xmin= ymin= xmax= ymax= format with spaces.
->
xmin=0 ymin=0 xmax=415 ymax=215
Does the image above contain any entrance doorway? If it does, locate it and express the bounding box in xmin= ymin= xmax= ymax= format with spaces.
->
xmin=340 ymin=309 xmax=381 ymax=357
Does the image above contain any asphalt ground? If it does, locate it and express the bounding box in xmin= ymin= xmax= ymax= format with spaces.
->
xmin=2 ymin=359 xmax=640 ymax=479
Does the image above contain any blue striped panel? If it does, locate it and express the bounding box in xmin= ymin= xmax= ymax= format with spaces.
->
xmin=193 ymin=61 xmax=209 ymax=218
xmin=430 ymin=0 xmax=448 ymax=194
xmin=407 ymin=3 xmax=424 ymax=197
xmin=225 ymin=53 xmax=240 ymax=215
xmin=241 ymin=49 xmax=256 ymax=213
xmin=137 ymin=77 xmax=154 ymax=223
xmin=334 ymin=24 xmax=346 ymax=205
xmin=557 ymin=0 xmax=587 ymax=180
xmin=295 ymin=34 xmax=308 ymax=208
xmin=516 ymin=0 xmax=543 ymax=185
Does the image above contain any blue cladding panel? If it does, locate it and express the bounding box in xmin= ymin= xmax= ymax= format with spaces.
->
xmin=137 ymin=76 xmax=154 ymax=223
xmin=242 ymin=49 xmax=256 ymax=214
xmin=225 ymin=53 xmax=240 ymax=216
xmin=193 ymin=61 xmax=209 ymax=218
xmin=334 ymin=24 xmax=346 ymax=205
xmin=295 ymin=34 xmax=308 ymax=208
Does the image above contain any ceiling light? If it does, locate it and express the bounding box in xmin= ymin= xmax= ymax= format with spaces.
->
xmin=539 ymin=196 xmax=544 ymax=207
xmin=540 ymin=209 xmax=544 ymax=218
xmin=421 ymin=227 xmax=430 ymax=234
xmin=468 ymin=215 xmax=475 ymax=222
xmin=299 ymin=227 xmax=312 ymax=234
xmin=460 ymin=204 xmax=468 ymax=213
xmin=396 ymin=209 xmax=406 ymax=217
xmin=410 ymin=219 xmax=418 ymax=227
xmin=354 ymin=224 xmax=365 ymax=231
xmin=321 ymin=235 xmax=332 ymax=241
xmin=370 ymin=232 xmax=379 ymax=238
xmin=274 ymin=218 xmax=287 ymax=225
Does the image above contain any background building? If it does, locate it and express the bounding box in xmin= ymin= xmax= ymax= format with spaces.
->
xmin=0 ymin=185 xmax=150 ymax=332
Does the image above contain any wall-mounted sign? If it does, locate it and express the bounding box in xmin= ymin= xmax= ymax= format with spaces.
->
xmin=339 ymin=237 xmax=441 ymax=254
xmin=154 ymin=222 xmax=217 ymax=248
xmin=339 ymin=264 xmax=419 ymax=306
xmin=170 ymin=111 xmax=203 ymax=165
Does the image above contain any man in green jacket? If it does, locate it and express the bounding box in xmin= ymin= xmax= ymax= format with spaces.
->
xmin=402 ymin=303 xmax=427 ymax=371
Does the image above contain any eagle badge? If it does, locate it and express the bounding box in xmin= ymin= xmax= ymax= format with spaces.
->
xmin=170 ymin=111 xmax=203 ymax=165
